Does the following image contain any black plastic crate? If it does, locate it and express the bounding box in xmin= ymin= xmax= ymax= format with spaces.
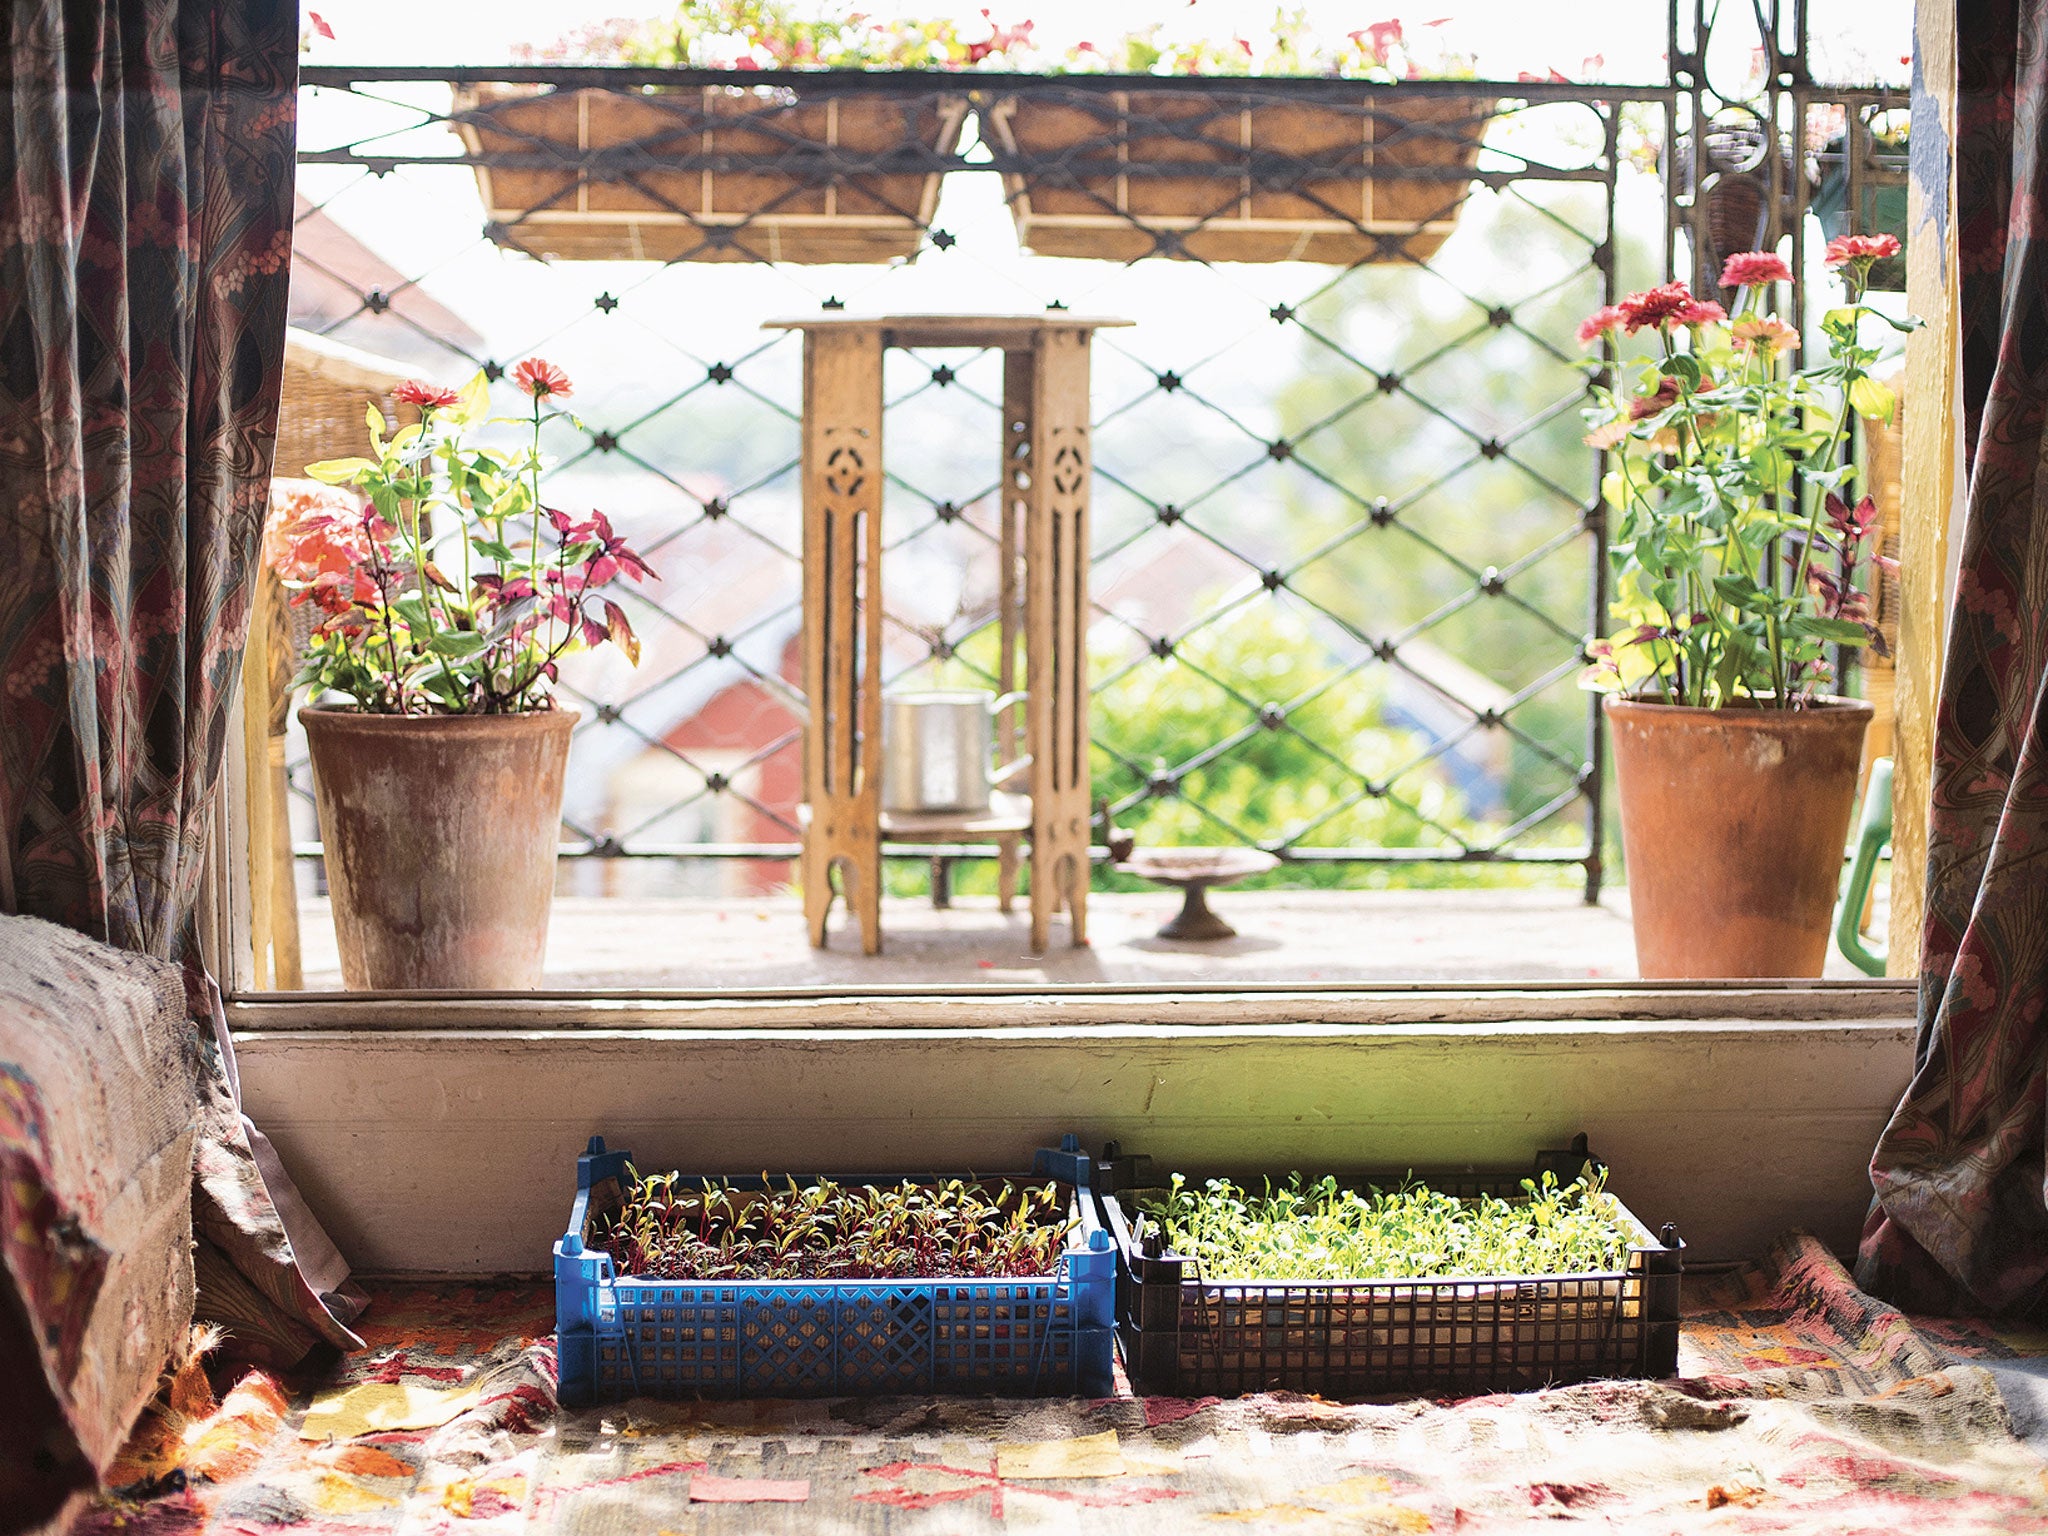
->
xmin=1093 ymin=1134 xmax=1682 ymax=1398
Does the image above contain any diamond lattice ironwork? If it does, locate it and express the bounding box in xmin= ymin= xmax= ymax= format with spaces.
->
xmin=281 ymin=61 xmax=1904 ymax=903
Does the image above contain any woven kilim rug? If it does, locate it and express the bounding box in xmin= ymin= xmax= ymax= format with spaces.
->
xmin=76 ymin=1234 xmax=2048 ymax=1535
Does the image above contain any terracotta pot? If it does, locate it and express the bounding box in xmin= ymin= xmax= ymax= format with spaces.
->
xmin=301 ymin=707 xmax=575 ymax=990
xmin=1605 ymin=697 xmax=1872 ymax=980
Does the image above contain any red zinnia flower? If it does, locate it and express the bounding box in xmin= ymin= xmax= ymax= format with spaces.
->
xmin=1824 ymin=233 xmax=1902 ymax=267
xmin=513 ymin=357 xmax=574 ymax=401
xmin=1616 ymin=281 xmax=1698 ymax=334
xmin=1576 ymin=305 xmax=1626 ymax=347
xmin=393 ymin=379 xmax=461 ymax=410
xmin=1719 ymin=251 xmax=1792 ymax=288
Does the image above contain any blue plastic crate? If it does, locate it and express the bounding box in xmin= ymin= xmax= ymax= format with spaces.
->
xmin=555 ymin=1135 xmax=1115 ymax=1406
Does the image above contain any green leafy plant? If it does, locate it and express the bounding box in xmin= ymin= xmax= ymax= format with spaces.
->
xmin=523 ymin=3 xmax=1484 ymax=80
xmin=1576 ymin=237 xmax=1919 ymax=707
xmin=1070 ymin=14 xmax=1477 ymax=80
xmin=596 ymin=1168 xmax=1073 ymax=1280
xmin=271 ymin=360 xmax=654 ymax=714
xmin=1139 ymin=1168 xmax=1636 ymax=1280
xmin=519 ymin=0 xmax=1029 ymax=70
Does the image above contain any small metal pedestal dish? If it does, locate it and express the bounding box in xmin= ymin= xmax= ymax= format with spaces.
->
xmin=1114 ymin=848 xmax=1280 ymax=941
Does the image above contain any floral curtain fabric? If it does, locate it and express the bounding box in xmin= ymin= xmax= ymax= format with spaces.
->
xmin=0 ymin=0 xmax=360 ymax=1415
xmin=1859 ymin=0 xmax=2048 ymax=1315
xmin=0 ymin=7 xmax=282 ymax=942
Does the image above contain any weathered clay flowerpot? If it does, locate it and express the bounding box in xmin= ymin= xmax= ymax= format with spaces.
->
xmin=301 ymin=707 xmax=575 ymax=990
xmin=1605 ymin=697 xmax=1872 ymax=980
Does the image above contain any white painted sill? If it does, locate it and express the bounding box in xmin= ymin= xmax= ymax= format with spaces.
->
xmin=224 ymin=979 xmax=1917 ymax=1032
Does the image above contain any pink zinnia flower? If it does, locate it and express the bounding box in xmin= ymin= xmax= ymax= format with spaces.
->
xmin=513 ymin=357 xmax=574 ymax=401
xmin=1730 ymin=315 xmax=1800 ymax=354
xmin=1824 ymin=233 xmax=1902 ymax=267
xmin=1576 ymin=305 xmax=1626 ymax=347
xmin=1673 ymin=299 xmax=1728 ymax=327
xmin=393 ymin=379 xmax=461 ymax=410
xmin=1719 ymin=251 xmax=1792 ymax=288
xmin=1354 ymin=19 xmax=1404 ymax=62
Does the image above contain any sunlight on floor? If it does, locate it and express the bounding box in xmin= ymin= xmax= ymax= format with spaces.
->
xmin=295 ymin=889 xmax=1880 ymax=988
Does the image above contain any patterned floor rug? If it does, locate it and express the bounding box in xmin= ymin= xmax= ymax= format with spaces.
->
xmin=77 ymin=1233 xmax=2048 ymax=1535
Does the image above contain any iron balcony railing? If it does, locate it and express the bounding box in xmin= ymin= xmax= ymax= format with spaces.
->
xmin=286 ymin=54 xmax=1905 ymax=903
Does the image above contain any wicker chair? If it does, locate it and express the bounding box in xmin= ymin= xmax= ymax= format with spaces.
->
xmin=243 ymin=330 xmax=430 ymax=988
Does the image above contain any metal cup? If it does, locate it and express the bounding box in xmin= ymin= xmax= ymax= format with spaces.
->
xmin=880 ymin=690 xmax=1028 ymax=814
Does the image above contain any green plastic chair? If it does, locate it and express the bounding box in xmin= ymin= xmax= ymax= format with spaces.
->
xmin=1835 ymin=757 xmax=1893 ymax=976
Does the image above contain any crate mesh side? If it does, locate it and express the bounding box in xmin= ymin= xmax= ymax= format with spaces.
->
xmin=1175 ymin=1272 xmax=1643 ymax=1396
xmin=931 ymin=1280 xmax=1075 ymax=1387
xmin=825 ymin=1287 xmax=935 ymax=1392
xmin=598 ymin=1284 xmax=744 ymax=1394
xmin=587 ymin=1276 xmax=1082 ymax=1399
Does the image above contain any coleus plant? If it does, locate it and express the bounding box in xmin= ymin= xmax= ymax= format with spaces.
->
xmin=597 ymin=1169 xmax=1072 ymax=1281
xmin=272 ymin=359 xmax=654 ymax=714
xmin=1577 ymin=234 xmax=1919 ymax=707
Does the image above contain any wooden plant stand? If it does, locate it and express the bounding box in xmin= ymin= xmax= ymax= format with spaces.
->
xmin=771 ymin=314 xmax=1128 ymax=954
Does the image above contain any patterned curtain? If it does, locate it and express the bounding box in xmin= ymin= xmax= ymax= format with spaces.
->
xmin=0 ymin=0 xmax=361 ymax=1379
xmin=1858 ymin=0 xmax=2048 ymax=1315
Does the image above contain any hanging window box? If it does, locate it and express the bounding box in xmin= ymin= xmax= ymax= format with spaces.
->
xmin=452 ymin=81 xmax=968 ymax=264
xmin=982 ymin=87 xmax=1497 ymax=264
xmin=554 ymin=1135 xmax=1115 ymax=1405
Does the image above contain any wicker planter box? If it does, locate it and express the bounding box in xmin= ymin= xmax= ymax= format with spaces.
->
xmin=453 ymin=82 xmax=968 ymax=264
xmin=983 ymin=88 xmax=1495 ymax=263
xmin=1094 ymin=1136 xmax=1682 ymax=1397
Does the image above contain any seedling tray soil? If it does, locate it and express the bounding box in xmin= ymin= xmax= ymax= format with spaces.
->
xmin=555 ymin=1136 xmax=1113 ymax=1406
xmin=1095 ymin=1136 xmax=1681 ymax=1398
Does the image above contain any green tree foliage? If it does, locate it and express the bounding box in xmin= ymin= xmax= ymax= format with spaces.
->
xmin=1090 ymin=601 xmax=1493 ymax=890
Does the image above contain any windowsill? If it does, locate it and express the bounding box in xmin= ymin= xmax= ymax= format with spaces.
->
xmin=232 ymin=1012 xmax=1916 ymax=1272
xmin=244 ymin=888 xmax=1909 ymax=1020
xmin=226 ymin=982 xmax=1914 ymax=1032
xmin=231 ymin=888 xmax=1915 ymax=1271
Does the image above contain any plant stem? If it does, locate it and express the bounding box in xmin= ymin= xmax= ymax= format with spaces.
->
xmin=363 ymin=516 xmax=409 ymax=713
xmin=1784 ymin=370 xmax=1860 ymax=706
xmin=453 ymin=441 xmax=474 ymax=620
xmin=529 ymin=396 xmax=546 ymax=595
xmin=404 ymin=409 xmax=467 ymax=708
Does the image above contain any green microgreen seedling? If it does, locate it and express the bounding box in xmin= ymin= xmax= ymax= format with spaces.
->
xmin=1138 ymin=1169 xmax=1636 ymax=1281
xmin=597 ymin=1168 xmax=1072 ymax=1282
